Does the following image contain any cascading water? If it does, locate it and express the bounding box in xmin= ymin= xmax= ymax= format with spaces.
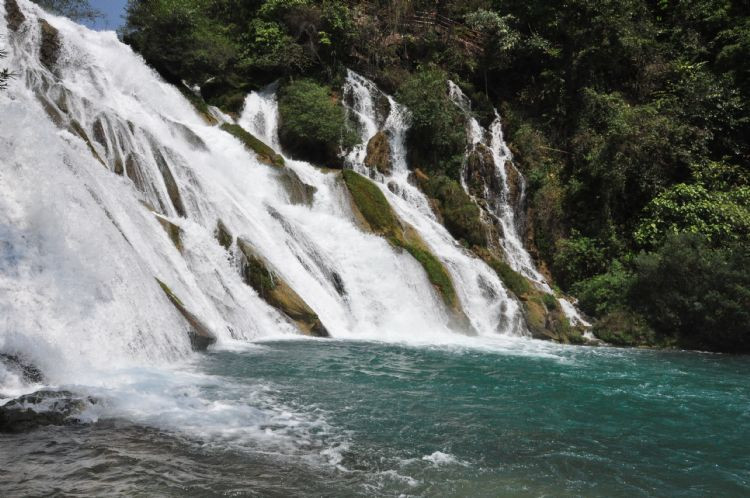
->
xmin=447 ymin=81 xmax=591 ymax=327
xmin=1 ymin=1 xmax=527 ymax=422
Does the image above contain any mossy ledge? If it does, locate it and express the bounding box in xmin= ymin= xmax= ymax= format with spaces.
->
xmin=474 ymin=247 xmax=584 ymax=344
xmin=237 ymin=239 xmax=330 ymax=337
xmin=342 ymin=170 xmax=470 ymax=329
xmin=220 ymin=123 xmax=284 ymax=168
xmin=156 ymin=278 xmax=217 ymax=351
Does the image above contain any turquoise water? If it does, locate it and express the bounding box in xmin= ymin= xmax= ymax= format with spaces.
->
xmin=2 ymin=339 xmax=749 ymax=496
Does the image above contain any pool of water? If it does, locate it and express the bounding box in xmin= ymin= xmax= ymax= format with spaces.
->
xmin=1 ymin=339 xmax=748 ymax=496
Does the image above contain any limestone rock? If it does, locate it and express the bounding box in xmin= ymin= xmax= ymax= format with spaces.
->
xmin=5 ymin=0 xmax=25 ymax=32
xmin=214 ymin=219 xmax=233 ymax=251
xmin=0 ymin=390 xmax=96 ymax=433
xmin=278 ymin=168 xmax=317 ymax=206
xmin=156 ymin=279 xmax=217 ymax=351
xmin=39 ymin=19 xmax=61 ymax=71
xmin=237 ymin=239 xmax=329 ymax=337
xmin=364 ymin=131 xmax=392 ymax=175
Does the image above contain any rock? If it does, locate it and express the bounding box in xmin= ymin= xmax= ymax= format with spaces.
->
xmin=0 ymin=390 xmax=96 ymax=433
xmin=214 ymin=219 xmax=233 ymax=251
xmin=154 ymin=214 xmax=182 ymax=252
xmin=237 ymin=239 xmax=330 ymax=337
xmin=364 ymin=131 xmax=392 ymax=175
xmin=0 ymin=354 xmax=43 ymax=384
xmin=504 ymin=160 xmax=523 ymax=209
xmin=156 ymin=279 xmax=217 ymax=351
xmin=150 ymin=145 xmax=186 ymax=217
xmin=69 ymin=120 xmax=106 ymax=167
xmin=5 ymin=0 xmax=25 ymax=32
xmin=38 ymin=19 xmax=61 ymax=71
xmin=278 ymin=168 xmax=316 ymax=206
xmin=465 ymin=144 xmax=500 ymax=200
xmin=220 ymin=123 xmax=284 ymax=168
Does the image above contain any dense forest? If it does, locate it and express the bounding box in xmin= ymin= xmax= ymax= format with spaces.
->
xmin=30 ymin=0 xmax=750 ymax=352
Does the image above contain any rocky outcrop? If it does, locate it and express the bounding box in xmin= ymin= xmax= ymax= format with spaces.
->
xmin=39 ymin=19 xmax=61 ymax=71
xmin=364 ymin=131 xmax=392 ymax=175
xmin=237 ymin=240 xmax=330 ymax=337
xmin=0 ymin=354 xmax=43 ymax=384
xmin=5 ymin=0 xmax=25 ymax=32
xmin=156 ymin=279 xmax=217 ymax=350
xmin=0 ymin=390 xmax=96 ymax=433
xmin=150 ymin=146 xmax=186 ymax=218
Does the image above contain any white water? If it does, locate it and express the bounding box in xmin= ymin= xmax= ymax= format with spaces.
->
xmin=0 ymin=1 xmax=534 ymax=454
xmin=447 ymin=82 xmax=592 ymax=327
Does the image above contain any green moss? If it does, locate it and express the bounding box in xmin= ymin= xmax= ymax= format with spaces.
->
xmin=214 ymin=219 xmax=233 ymax=250
xmin=342 ymin=169 xmax=401 ymax=237
xmin=156 ymin=278 xmax=184 ymax=307
xmin=541 ymin=292 xmax=559 ymax=311
xmin=220 ymin=123 xmax=284 ymax=167
xmin=418 ymin=173 xmax=486 ymax=247
xmin=177 ymin=86 xmax=217 ymax=124
xmin=483 ymin=256 xmax=532 ymax=297
xmin=343 ymin=170 xmax=459 ymax=310
xmin=397 ymin=240 xmax=458 ymax=309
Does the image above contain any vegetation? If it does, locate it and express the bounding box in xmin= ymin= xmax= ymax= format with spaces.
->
xmin=122 ymin=0 xmax=750 ymax=351
xmin=277 ymin=79 xmax=356 ymax=167
xmin=0 ymin=49 xmax=12 ymax=91
xmin=417 ymin=172 xmax=486 ymax=247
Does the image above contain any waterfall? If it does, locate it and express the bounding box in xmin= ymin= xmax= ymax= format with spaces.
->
xmin=1 ymin=0 xmax=534 ymax=406
xmin=447 ymin=82 xmax=591 ymax=327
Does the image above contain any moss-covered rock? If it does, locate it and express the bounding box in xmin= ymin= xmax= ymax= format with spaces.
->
xmin=278 ymin=79 xmax=357 ymax=169
xmin=5 ymin=0 xmax=25 ymax=32
xmin=416 ymin=170 xmax=487 ymax=247
xmin=178 ymin=85 xmax=218 ymax=125
xmin=364 ymin=131 xmax=392 ymax=175
xmin=214 ymin=219 xmax=233 ymax=251
xmin=155 ymin=214 xmax=182 ymax=252
xmin=465 ymin=144 xmax=499 ymax=200
xmin=39 ymin=19 xmax=61 ymax=71
xmin=342 ymin=170 xmax=470 ymax=328
xmin=156 ymin=278 xmax=217 ymax=351
xmin=278 ymin=167 xmax=316 ymax=206
xmin=220 ymin=123 xmax=284 ymax=167
xmin=237 ymin=239 xmax=330 ymax=337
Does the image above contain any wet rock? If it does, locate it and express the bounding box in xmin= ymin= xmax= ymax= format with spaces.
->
xmin=465 ymin=144 xmax=500 ymax=200
xmin=156 ymin=279 xmax=217 ymax=351
xmin=278 ymin=168 xmax=316 ymax=206
xmin=504 ymin=161 xmax=524 ymax=210
xmin=0 ymin=354 xmax=43 ymax=384
xmin=150 ymin=146 xmax=186 ymax=217
xmin=154 ymin=214 xmax=182 ymax=252
xmin=364 ymin=131 xmax=392 ymax=175
xmin=214 ymin=219 xmax=233 ymax=251
xmin=39 ymin=19 xmax=61 ymax=71
xmin=237 ymin=239 xmax=330 ymax=337
xmin=5 ymin=0 xmax=25 ymax=32
xmin=125 ymin=153 xmax=148 ymax=193
xmin=69 ymin=120 xmax=106 ymax=167
xmin=0 ymin=390 xmax=96 ymax=433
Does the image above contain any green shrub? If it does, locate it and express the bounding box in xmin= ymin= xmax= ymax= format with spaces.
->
xmin=572 ymin=261 xmax=632 ymax=317
xmin=629 ymin=233 xmax=750 ymax=352
xmin=593 ymin=310 xmax=658 ymax=347
xmin=552 ymin=232 xmax=609 ymax=291
xmin=396 ymin=68 xmax=467 ymax=181
xmin=278 ymin=79 xmax=357 ymax=168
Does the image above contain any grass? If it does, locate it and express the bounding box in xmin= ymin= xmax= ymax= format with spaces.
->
xmin=221 ymin=123 xmax=284 ymax=167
